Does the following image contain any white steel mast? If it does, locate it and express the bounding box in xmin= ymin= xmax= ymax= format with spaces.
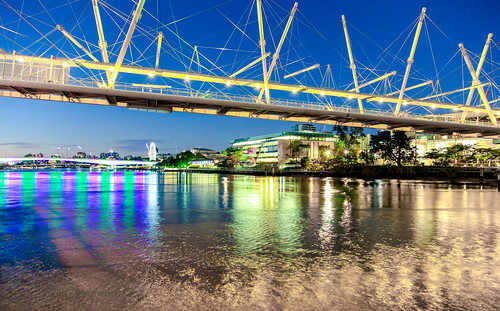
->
xmin=256 ymin=0 xmax=270 ymax=103
xmin=92 ymin=0 xmax=111 ymax=85
xmin=461 ymin=33 xmax=493 ymax=122
xmin=394 ymin=7 xmax=426 ymax=116
xmin=459 ymin=43 xmax=497 ymax=126
xmin=342 ymin=15 xmax=363 ymax=113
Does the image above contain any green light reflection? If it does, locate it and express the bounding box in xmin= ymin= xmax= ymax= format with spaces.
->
xmin=99 ymin=172 xmax=112 ymax=230
xmin=75 ymin=171 xmax=88 ymax=230
xmin=231 ymin=176 xmax=304 ymax=259
xmin=123 ymin=172 xmax=135 ymax=230
xmin=48 ymin=171 xmax=63 ymax=229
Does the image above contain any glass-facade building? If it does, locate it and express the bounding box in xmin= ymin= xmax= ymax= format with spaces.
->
xmin=231 ymin=130 xmax=337 ymax=164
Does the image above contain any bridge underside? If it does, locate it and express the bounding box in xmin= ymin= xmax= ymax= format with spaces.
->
xmin=1 ymin=79 xmax=500 ymax=137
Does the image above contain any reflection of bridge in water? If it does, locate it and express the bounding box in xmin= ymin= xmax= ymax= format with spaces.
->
xmin=0 ymin=1 xmax=499 ymax=136
xmin=0 ymin=157 xmax=158 ymax=167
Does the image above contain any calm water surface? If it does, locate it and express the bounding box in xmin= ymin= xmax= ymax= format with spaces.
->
xmin=0 ymin=171 xmax=499 ymax=310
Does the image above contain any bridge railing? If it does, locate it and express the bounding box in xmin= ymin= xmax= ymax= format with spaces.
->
xmin=65 ymin=77 xmax=497 ymax=128
xmin=4 ymin=69 xmax=497 ymax=128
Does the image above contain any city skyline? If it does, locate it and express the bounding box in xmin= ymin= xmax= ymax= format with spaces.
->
xmin=1 ymin=0 xmax=499 ymax=157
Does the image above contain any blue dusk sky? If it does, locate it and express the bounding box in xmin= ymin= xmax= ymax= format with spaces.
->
xmin=0 ymin=0 xmax=499 ymax=157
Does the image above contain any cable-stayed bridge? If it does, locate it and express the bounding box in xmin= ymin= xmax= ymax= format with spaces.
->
xmin=0 ymin=1 xmax=499 ymax=136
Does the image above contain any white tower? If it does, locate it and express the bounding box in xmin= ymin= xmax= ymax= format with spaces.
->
xmin=148 ymin=142 xmax=157 ymax=161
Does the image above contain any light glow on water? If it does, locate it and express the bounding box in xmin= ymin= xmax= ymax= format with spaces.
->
xmin=0 ymin=171 xmax=499 ymax=310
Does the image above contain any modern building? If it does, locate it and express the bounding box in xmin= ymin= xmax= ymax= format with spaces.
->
xmin=231 ymin=125 xmax=340 ymax=165
xmin=189 ymin=151 xmax=226 ymax=168
xmin=124 ymin=155 xmax=143 ymax=161
xmin=189 ymin=148 xmax=218 ymax=157
xmin=100 ymin=151 xmax=120 ymax=160
xmin=411 ymin=133 xmax=500 ymax=157
xmin=291 ymin=123 xmax=317 ymax=132
xmin=156 ymin=153 xmax=173 ymax=160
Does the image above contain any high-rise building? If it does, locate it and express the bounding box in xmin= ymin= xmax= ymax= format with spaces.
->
xmin=291 ymin=123 xmax=317 ymax=132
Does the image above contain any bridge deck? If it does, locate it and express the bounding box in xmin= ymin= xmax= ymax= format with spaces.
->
xmin=1 ymin=78 xmax=500 ymax=137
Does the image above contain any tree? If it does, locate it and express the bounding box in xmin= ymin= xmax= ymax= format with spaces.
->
xmin=300 ymin=157 xmax=311 ymax=169
xmin=255 ymin=162 xmax=273 ymax=171
xmin=223 ymin=147 xmax=244 ymax=159
xmin=474 ymin=147 xmax=500 ymax=166
xmin=219 ymin=148 xmax=244 ymax=169
xmin=222 ymin=154 xmax=240 ymax=169
xmin=157 ymin=150 xmax=206 ymax=168
xmin=333 ymin=126 xmax=365 ymax=164
xmin=425 ymin=148 xmax=449 ymax=166
xmin=370 ymin=131 xmax=416 ymax=166
xmin=287 ymin=140 xmax=308 ymax=160
xmin=333 ymin=125 xmax=365 ymax=150
xmin=445 ymin=144 xmax=469 ymax=164
xmin=318 ymin=145 xmax=333 ymax=162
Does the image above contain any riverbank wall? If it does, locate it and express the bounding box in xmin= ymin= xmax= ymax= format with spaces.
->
xmin=172 ymin=165 xmax=500 ymax=182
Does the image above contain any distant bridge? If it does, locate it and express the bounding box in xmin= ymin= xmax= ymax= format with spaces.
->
xmin=0 ymin=157 xmax=158 ymax=167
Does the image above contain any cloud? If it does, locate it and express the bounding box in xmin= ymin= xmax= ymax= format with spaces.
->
xmin=0 ymin=142 xmax=43 ymax=149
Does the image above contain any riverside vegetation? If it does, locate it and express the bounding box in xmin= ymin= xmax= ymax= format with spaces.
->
xmin=158 ymin=127 xmax=500 ymax=179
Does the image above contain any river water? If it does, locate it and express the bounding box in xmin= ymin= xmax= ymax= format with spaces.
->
xmin=0 ymin=170 xmax=499 ymax=310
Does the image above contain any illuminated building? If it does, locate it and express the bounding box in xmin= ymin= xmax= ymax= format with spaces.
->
xmin=411 ymin=133 xmax=500 ymax=157
xmin=189 ymin=148 xmax=218 ymax=157
xmin=76 ymin=152 xmax=87 ymax=158
xmin=291 ymin=123 xmax=316 ymax=132
xmin=156 ymin=153 xmax=173 ymax=160
xmin=190 ymin=153 xmax=226 ymax=168
xmin=100 ymin=151 xmax=120 ymax=160
xmin=231 ymin=125 xmax=338 ymax=164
